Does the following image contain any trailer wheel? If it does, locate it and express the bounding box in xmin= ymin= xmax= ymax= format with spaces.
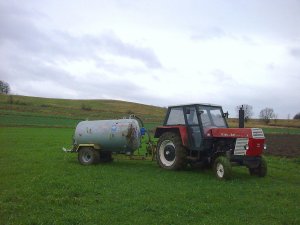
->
xmin=157 ymin=132 xmax=187 ymax=170
xmin=78 ymin=147 xmax=100 ymax=165
xmin=213 ymin=156 xmax=232 ymax=180
xmin=249 ymin=156 xmax=267 ymax=177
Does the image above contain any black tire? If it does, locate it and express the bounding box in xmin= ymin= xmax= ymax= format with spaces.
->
xmin=156 ymin=132 xmax=187 ymax=170
xmin=213 ymin=156 xmax=232 ymax=180
xmin=78 ymin=147 xmax=100 ymax=165
xmin=249 ymin=156 xmax=267 ymax=177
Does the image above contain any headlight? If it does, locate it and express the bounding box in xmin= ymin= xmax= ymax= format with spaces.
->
xmin=264 ymin=144 xmax=267 ymax=150
xmin=244 ymin=144 xmax=249 ymax=150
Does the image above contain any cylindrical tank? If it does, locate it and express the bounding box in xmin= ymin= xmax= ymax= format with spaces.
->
xmin=74 ymin=119 xmax=141 ymax=153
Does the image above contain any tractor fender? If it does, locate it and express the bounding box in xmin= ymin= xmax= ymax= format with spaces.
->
xmin=75 ymin=144 xmax=101 ymax=152
xmin=154 ymin=126 xmax=189 ymax=147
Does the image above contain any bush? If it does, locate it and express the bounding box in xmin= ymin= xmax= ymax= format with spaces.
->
xmin=40 ymin=104 xmax=51 ymax=108
xmin=81 ymin=103 xmax=92 ymax=111
xmin=7 ymin=95 xmax=14 ymax=104
xmin=126 ymin=110 xmax=134 ymax=114
xmin=294 ymin=113 xmax=300 ymax=120
xmin=6 ymin=95 xmax=30 ymax=106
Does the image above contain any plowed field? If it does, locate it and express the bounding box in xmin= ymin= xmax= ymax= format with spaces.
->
xmin=265 ymin=134 xmax=300 ymax=157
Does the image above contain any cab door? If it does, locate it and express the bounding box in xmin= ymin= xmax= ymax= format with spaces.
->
xmin=184 ymin=106 xmax=202 ymax=149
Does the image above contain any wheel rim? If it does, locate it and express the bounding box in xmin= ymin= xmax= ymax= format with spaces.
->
xmin=216 ymin=163 xmax=225 ymax=178
xmin=82 ymin=151 xmax=92 ymax=163
xmin=159 ymin=140 xmax=176 ymax=167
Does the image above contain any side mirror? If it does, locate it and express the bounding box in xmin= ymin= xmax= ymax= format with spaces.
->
xmin=223 ymin=112 xmax=229 ymax=118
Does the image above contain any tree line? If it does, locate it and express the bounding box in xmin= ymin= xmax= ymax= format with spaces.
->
xmin=236 ymin=104 xmax=300 ymax=123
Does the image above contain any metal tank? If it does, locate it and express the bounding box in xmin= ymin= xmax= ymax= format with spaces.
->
xmin=74 ymin=119 xmax=141 ymax=153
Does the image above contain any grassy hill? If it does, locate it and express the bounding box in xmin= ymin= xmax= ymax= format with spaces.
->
xmin=1 ymin=94 xmax=300 ymax=134
xmin=0 ymin=94 xmax=166 ymax=130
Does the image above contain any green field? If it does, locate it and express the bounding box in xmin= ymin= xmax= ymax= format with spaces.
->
xmin=1 ymin=94 xmax=300 ymax=224
xmin=1 ymin=127 xmax=300 ymax=225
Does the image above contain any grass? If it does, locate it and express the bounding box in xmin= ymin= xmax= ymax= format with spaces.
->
xmin=0 ymin=110 xmax=160 ymax=132
xmin=1 ymin=126 xmax=300 ymax=225
xmin=0 ymin=112 xmax=82 ymax=128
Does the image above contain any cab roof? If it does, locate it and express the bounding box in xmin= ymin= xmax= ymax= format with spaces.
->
xmin=168 ymin=103 xmax=222 ymax=108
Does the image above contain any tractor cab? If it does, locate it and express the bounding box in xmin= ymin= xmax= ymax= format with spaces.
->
xmin=156 ymin=104 xmax=228 ymax=150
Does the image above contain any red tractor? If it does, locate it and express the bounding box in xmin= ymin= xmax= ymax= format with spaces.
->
xmin=154 ymin=104 xmax=267 ymax=179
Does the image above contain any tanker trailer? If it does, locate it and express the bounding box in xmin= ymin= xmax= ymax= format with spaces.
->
xmin=63 ymin=118 xmax=141 ymax=165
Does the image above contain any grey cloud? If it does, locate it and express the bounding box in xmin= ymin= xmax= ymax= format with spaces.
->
xmin=0 ymin=53 xmax=150 ymax=102
xmin=0 ymin=3 xmax=49 ymax=51
xmin=190 ymin=27 xmax=260 ymax=47
xmin=211 ymin=69 xmax=233 ymax=83
xmin=0 ymin=3 xmax=162 ymax=69
xmin=0 ymin=2 xmax=163 ymax=101
xmin=98 ymin=32 xmax=162 ymax=69
xmin=15 ymin=58 xmax=73 ymax=83
xmin=77 ymin=76 xmax=144 ymax=100
xmin=290 ymin=48 xmax=300 ymax=58
xmin=266 ymin=63 xmax=276 ymax=70
xmin=240 ymin=36 xmax=260 ymax=46
xmin=191 ymin=27 xmax=228 ymax=40
xmin=0 ymin=54 xmax=75 ymax=95
xmin=44 ymin=31 xmax=163 ymax=69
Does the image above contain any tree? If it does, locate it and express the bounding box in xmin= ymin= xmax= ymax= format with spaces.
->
xmin=259 ymin=107 xmax=275 ymax=124
xmin=0 ymin=80 xmax=10 ymax=94
xmin=235 ymin=104 xmax=253 ymax=122
xmin=294 ymin=113 xmax=300 ymax=120
xmin=273 ymin=113 xmax=278 ymax=124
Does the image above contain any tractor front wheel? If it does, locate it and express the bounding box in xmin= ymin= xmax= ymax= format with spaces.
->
xmin=249 ymin=156 xmax=267 ymax=177
xmin=78 ymin=147 xmax=100 ymax=165
xmin=213 ymin=156 xmax=232 ymax=180
xmin=157 ymin=132 xmax=187 ymax=170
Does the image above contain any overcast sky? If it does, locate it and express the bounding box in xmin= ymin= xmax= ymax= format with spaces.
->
xmin=1 ymin=0 xmax=299 ymax=118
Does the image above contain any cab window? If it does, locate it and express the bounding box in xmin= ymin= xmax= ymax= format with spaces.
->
xmin=166 ymin=107 xmax=185 ymax=125
xmin=185 ymin=107 xmax=199 ymax=125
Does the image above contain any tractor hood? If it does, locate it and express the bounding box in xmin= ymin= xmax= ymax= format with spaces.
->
xmin=206 ymin=128 xmax=265 ymax=139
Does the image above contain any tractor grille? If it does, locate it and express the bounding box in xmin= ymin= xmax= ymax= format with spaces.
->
xmin=251 ymin=128 xmax=265 ymax=139
xmin=234 ymin=138 xmax=248 ymax=155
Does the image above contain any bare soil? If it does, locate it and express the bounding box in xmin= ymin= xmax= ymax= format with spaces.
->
xmin=265 ymin=134 xmax=300 ymax=157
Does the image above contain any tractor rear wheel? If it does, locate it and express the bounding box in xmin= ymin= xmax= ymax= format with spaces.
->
xmin=78 ymin=147 xmax=100 ymax=165
xmin=249 ymin=156 xmax=267 ymax=177
xmin=157 ymin=132 xmax=187 ymax=170
xmin=213 ymin=156 xmax=232 ymax=180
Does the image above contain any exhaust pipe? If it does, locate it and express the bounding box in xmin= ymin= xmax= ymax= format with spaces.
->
xmin=239 ymin=106 xmax=245 ymax=128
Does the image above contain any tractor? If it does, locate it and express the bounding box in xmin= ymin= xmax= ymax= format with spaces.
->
xmin=154 ymin=104 xmax=267 ymax=179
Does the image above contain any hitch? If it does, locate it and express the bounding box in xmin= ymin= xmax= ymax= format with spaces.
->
xmin=62 ymin=147 xmax=74 ymax=153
